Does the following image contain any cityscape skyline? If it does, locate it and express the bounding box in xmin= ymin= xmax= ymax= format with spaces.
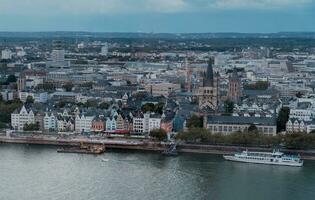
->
xmin=0 ymin=0 xmax=314 ymax=33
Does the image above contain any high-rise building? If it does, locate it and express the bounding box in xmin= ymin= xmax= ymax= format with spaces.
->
xmin=198 ymin=58 xmax=219 ymax=112
xmin=51 ymin=40 xmax=65 ymax=62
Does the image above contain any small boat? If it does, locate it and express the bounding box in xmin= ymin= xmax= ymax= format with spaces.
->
xmin=101 ymin=158 xmax=109 ymax=162
xmin=223 ymin=149 xmax=303 ymax=167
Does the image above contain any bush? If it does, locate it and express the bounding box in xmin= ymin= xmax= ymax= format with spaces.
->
xmin=150 ymin=129 xmax=167 ymax=141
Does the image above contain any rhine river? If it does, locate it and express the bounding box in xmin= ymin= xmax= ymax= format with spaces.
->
xmin=1 ymin=144 xmax=315 ymax=200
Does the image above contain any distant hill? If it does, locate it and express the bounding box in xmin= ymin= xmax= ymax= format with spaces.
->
xmin=0 ymin=31 xmax=314 ymax=39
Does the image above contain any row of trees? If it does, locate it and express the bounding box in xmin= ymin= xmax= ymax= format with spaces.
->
xmin=176 ymin=128 xmax=315 ymax=150
xmin=0 ymin=98 xmax=23 ymax=126
xmin=141 ymin=102 xmax=165 ymax=115
xmin=23 ymin=123 xmax=40 ymax=131
xmin=243 ymin=81 xmax=269 ymax=90
xmin=0 ymin=74 xmax=17 ymax=85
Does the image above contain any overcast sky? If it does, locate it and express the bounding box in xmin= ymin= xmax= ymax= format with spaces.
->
xmin=0 ymin=0 xmax=314 ymax=33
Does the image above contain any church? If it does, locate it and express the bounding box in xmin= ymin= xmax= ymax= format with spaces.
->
xmin=197 ymin=58 xmax=219 ymax=112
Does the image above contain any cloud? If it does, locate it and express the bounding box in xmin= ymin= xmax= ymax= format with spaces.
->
xmin=210 ymin=0 xmax=313 ymax=10
xmin=0 ymin=0 xmax=312 ymax=15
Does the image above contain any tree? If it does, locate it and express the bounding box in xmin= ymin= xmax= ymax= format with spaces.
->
xmin=244 ymin=81 xmax=269 ymax=90
xmin=186 ymin=115 xmax=203 ymax=128
xmin=248 ymin=124 xmax=258 ymax=133
xmin=154 ymin=102 xmax=165 ymax=115
xmin=26 ymin=96 xmax=34 ymax=104
xmin=98 ymin=102 xmax=109 ymax=110
xmin=277 ymin=107 xmax=290 ymax=133
xmin=224 ymin=100 xmax=234 ymax=114
xmin=296 ymin=92 xmax=303 ymax=98
xmin=86 ymin=99 xmax=98 ymax=108
xmin=141 ymin=103 xmax=155 ymax=113
xmin=63 ymin=82 xmax=74 ymax=92
xmin=36 ymin=82 xmax=55 ymax=91
xmin=150 ymin=129 xmax=167 ymax=141
xmin=6 ymin=74 xmax=17 ymax=84
xmin=23 ymin=123 xmax=40 ymax=131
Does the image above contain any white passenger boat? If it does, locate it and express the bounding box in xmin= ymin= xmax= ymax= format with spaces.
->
xmin=223 ymin=149 xmax=303 ymax=167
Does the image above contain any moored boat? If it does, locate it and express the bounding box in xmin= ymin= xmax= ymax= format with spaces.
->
xmin=223 ymin=149 xmax=303 ymax=167
xmin=57 ymin=144 xmax=106 ymax=154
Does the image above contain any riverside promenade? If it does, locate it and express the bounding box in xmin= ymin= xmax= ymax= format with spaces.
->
xmin=1 ymin=132 xmax=315 ymax=160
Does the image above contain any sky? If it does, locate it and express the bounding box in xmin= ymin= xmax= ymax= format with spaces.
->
xmin=0 ymin=0 xmax=314 ymax=33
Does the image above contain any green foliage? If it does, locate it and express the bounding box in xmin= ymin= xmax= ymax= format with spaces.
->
xmin=0 ymin=99 xmax=23 ymax=123
xmin=23 ymin=123 xmax=40 ymax=131
xmin=36 ymin=82 xmax=55 ymax=91
xmin=224 ymin=100 xmax=234 ymax=114
xmin=176 ymin=128 xmax=281 ymax=147
xmin=63 ymin=82 xmax=74 ymax=92
xmin=177 ymin=128 xmax=315 ymax=150
xmin=85 ymin=99 xmax=98 ymax=108
xmin=150 ymin=129 xmax=167 ymax=141
xmin=141 ymin=103 xmax=155 ymax=113
xmin=6 ymin=74 xmax=17 ymax=83
xmin=80 ymin=82 xmax=94 ymax=89
xmin=154 ymin=102 xmax=165 ymax=115
xmin=141 ymin=102 xmax=165 ymax=114
xmin=277 ymin=107 xmax=290 ymax=133
xmin=243 ymin=81 xmax=269 ymax=90
xmin=186 ymin=115 xmax=203 ymax=128
xmin=248 ymin=124 xmax=258 ymax=133
xmin=26 ymin=96 xmax=34 ymax=104
xmin=98 ymin=102 xmax=110 ymax=110
xmin=282 ymin=133 xmax=315 ymax=149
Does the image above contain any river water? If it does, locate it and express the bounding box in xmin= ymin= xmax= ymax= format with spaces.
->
xmin=0 ymin=144 xmax=315 ymax=200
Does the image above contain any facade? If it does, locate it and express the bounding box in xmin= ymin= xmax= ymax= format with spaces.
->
xmin=75 ymin=115 xmax=94 ymax=133
xmin=19 ymin=91 xmax=48 ymax=103
xmin=11 ymin=106 xmax=35 ymax=131
xmin=91 ymin=118 xmax=105 ymax=132
xmin=133 ymin=113 xmax=161 ymax=134
xmin=43 ymin=112 xmax=57 ymax=131
xmin=116 ymin=114 xmax=129 ymax=130
xmin=286 ymin=119 xmax=315 ymax=133
xmin=204 ymin=115 xmax=277 ymax=136
xmin=144 ymin=81 xmax=181 ymax=97
xmin=106 ymin=117 xmax=117 ymax=131
xmin=198 ymin=58 xmax=219 ymax=112
xmin=57 ymin=117 xmax=74 ymax=132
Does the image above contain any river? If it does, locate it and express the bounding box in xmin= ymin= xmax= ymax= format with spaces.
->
xmin=0 ymin=144 xmax=315 ymax=200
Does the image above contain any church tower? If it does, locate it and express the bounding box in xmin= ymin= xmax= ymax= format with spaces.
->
xmin=198 ymin=58 xmax=219 ymax=112
xmin=227 ymin=68 xmax=242 ymax=103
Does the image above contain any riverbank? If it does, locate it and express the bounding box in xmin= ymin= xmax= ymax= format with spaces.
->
xmin=1 ymin=135 xmax=315 ymax=160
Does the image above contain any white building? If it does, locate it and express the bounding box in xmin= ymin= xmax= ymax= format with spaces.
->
xmin=51 ymin=49 xmax=65 ymax=63
xmin=1 ymin=49 xmax=12 ymax=60
xmin=43 ymin=113 xmax=57 ymax=131
xmin=133 ymin=113 xmax=161 ymax=134
xmin=75 ymin=114 xmax=94 ymax=133
xmin=106 ymin=117 xmax=117 ymax=131
xmin=19 ymin=92 xmax=48 ymax=103
xmin=1 ymin=90 xmax=14 ymax=101
xmin=11 ymin=106 xmax=35 ymax=131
